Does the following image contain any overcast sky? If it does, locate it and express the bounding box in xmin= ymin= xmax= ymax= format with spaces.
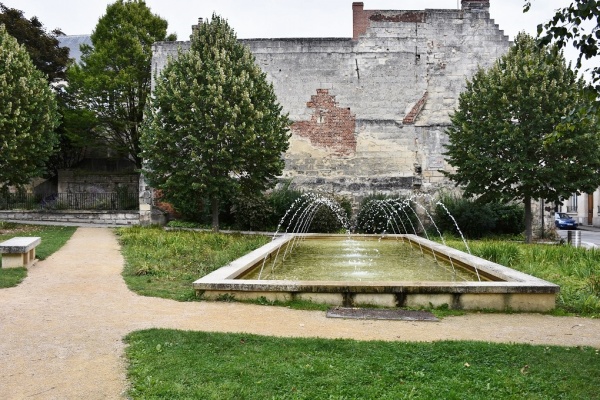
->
xmin=3 ymin=0 xmax=596 ymax=77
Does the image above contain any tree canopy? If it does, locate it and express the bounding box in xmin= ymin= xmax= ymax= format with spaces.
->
xmin=444 ymin=33 xmax=600 ymax=243
xmin=0 ymin=2 xmax=70 ymax=83
xmin=67 ymin=0 xmax=174 ymax=168
xmin=525 ymin=0 xmax=600 ymax=91
xmin=141 ymin=14 xmax=290 ymax=231
xmin=0 ymin=25 xmax=59 ymax=191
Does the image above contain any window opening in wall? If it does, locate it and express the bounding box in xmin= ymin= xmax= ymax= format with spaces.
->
xmin=567 ymin=193 xmax=578 ymax=213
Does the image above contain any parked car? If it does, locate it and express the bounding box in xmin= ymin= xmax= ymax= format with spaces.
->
xmin=555 ymin=213 xmax=578 ymax=230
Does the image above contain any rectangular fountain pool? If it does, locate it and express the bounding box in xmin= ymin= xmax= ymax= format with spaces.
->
xmin=193 ymin=234 xmax=560 ymax=311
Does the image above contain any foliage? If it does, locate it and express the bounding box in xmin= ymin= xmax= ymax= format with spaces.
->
xmin=141 ymin=14 xmax=290 ymax=231
xmin=355 ymin=193 xmax=419 ymax=234
xmin=0 ymin=25 xmax=59 ymax=191
xmin=126 ymin=329 xmax=600 ymax=399
xmin=525 ymin=0 xmax=600 ymax=91
xmin=117 ymin=226 xmax=269 ymax=301
xmin=0 ymin=224 xmax=76 ymax=287
xmin=232 ymin=182 xmax=304 ymax=231
xmin=231 ymin=192 xmax=274 ymax=231
xmin=446 ymin=239 xmax=600 ymax=317
xmin=67 ymin=0 xmax=174 ymax=168
xmin=0 ymin=3 xmax=88 ymax=176
xmin=308 ymin=196 xmax=352 ymax=233
xmin=0 ymin=2 xmax=70 ymax=83
xmin=444 ymin=33 xmax=600 ymax=243
xmin=433 ymin=193 xmax=524 ymax=239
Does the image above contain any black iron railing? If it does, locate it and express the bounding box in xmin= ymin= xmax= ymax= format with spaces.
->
xmin=0 ymin=192 xmax=139 ymax=211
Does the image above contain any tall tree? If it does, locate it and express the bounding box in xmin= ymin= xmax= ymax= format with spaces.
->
xmin=0 ymin=3 xmax=81 ymax=176
xmin=524 ymin=0 xmax=600 ymax=91
xmin=141 ymin=15 xmax=290 ymax=231
xmin=0 ymin=25 xmax=59 ymax=191
xmin=0 ymin=2 xmax=70 ymax=83
xmin=444 ymin=33 xmax=600 ymax=243
xmin=67 ymin=0 xmax=174 ymax=168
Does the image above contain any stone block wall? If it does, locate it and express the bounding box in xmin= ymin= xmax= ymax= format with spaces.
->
xmin=58 ymin=170 xmax=139 ymax=195
xmin=0 ymin=210 xmax=140 ymax=225
xmin=150 ymin=1 xmax=509 ymax=203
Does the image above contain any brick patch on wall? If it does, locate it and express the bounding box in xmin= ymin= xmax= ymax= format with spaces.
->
xmin=370 ymin=11 xmax=426 ymax=24
xmin=292 ymin=89 xmax=357 ymax=156
xmin=403 ymin=91 xmax=429 ymax=125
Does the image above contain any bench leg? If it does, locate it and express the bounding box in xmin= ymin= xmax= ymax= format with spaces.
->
xmin=1 ymin=250 xmax=36 ymax=268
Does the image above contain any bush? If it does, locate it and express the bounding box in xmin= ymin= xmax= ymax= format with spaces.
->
xmin=307 ymin=196 xmax=352 ymax=233
xmin=232 ymin=192 xmax=274 ymax=231
xmin=433 ymin=193 xmax=524 ymax=239
xmin=232 ymin=183 xmax=303 ymax=231
xmin=355 ymin=194 xmax=419 ymax=234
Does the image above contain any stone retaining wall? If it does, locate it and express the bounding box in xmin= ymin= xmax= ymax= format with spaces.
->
xmin=0 ymin=211 xmax=140 ymax=226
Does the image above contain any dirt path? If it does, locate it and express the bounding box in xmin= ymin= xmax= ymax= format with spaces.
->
xmin=1 ymin=227 xmax=599 ymax=399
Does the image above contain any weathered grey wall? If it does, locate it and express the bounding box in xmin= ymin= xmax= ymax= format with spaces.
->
xmin=150 ymin=1 xmax=509 ymax=202
xmin=0 ymin=210 xmax=140 ymax=225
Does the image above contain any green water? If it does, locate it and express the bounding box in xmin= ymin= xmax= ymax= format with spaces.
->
xmin=244 ymin=238 xmax=479 ymax=282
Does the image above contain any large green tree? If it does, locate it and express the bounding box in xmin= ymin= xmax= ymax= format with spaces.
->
xmin=525 ymin=0 xmax=600 ymax=91
xmin=444 ymin=33 xmax=600 ymax=243
xmin=0 ymin=2 xmax=70 ymax=83
xmin=67 ymin=0 xmax=174 ymax=168
xmin=0 ymin=25 xmax=59 ymax=191
xmin=141 ymin=15 xmax=290 ymax=231
xmin=0 ymin=3 xmax=84 ymax=176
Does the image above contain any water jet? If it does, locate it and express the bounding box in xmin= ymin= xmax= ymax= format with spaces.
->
xmin=193 ymin=194 xmax=559 ymax=311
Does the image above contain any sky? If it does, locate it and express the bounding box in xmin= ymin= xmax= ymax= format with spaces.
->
xmin=3 ymin=0 xmax=597 ymax=76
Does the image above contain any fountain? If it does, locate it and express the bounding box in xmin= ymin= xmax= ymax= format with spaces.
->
xmin=193 ymin=194 xmax=559 ymax=311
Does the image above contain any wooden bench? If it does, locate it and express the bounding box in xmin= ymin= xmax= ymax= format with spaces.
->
xmin=0 ymin=237 xmax=41 ymax=268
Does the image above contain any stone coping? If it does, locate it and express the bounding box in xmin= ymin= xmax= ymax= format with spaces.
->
xmin=192 ymin=234 xmax=559 ymax=311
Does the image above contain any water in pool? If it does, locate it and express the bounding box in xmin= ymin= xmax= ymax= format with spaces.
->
xmin=244 ymin=237 xmax=479 ymax=282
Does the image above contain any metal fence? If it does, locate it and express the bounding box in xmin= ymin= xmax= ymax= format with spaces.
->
xmin=0 ymin=192 xmax=139 ymax=211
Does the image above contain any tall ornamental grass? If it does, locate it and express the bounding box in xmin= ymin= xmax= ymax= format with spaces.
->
xmin=448 ymin=239 xmax=600 ymax=316
xmin=117 ymin=226 xmax=269 ymax=301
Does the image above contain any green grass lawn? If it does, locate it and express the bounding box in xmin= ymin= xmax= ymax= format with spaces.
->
xmin=117 ymin=226 xmax=600 ymax=316
xmin=117 ymin=226 xmax=270 ymax=301
xmin=0 ymin=222 xmax=77 ymax=287
xmin=125 ymin=329 xmax=600 ymax=400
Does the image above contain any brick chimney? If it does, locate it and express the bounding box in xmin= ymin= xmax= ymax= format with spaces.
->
xmin=461 ymin=0 xmax=490 ymax=11
xmin=352 ymin=2 xmax=371 ymax=40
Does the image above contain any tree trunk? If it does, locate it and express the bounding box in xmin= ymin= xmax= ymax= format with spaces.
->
xmin=211 ymin=196 xmax=219 ymax=232
xmin=524 ymin=196 xmax=532 ymax=244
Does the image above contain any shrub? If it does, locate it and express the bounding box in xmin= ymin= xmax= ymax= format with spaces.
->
xmin=232 ymin=192 xmax=274 ymax=231
xmin=355 ymin=194 xmax=419 ymax=234
xmin=307 ymin=196 xmax=352 ymax=233
xmin=434 ymin=193 xmax=524 ymax=239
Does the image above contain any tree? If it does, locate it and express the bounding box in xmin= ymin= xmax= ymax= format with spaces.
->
xmin=67 ymin=0 xmax=175 ymax=168
xmin=0 ymin=2 xmax=70 ymax=83
xmin=0 ymin=25 xmax=59 ymax=191
xmin=443 ymin=33 xmax=600 ymax=243
xmin=0 ymin=3 xmax=82 ymax=176
xmin=141 ymin=14 xmax=290 ymax=231
xmin=524 ymin=0 xmax=600 ymax=91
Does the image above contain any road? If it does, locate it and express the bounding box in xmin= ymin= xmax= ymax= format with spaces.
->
xmin=556 ymin=227 xmax=600 ymax=249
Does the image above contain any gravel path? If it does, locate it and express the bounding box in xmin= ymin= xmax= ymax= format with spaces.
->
xmin=1 ymin=227 xmax=599 ymax=399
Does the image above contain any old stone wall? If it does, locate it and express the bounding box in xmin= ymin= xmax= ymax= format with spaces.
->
xmin=0 ymin=210 xmax=140 ymax=225
xmin=58 ymin=169 xmax=138 ymax=196
xmin=150 ymin=1 xmax=509 ymax=203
